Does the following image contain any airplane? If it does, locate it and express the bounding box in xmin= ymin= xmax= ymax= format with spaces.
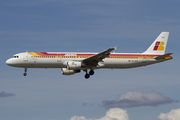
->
xmin=6 ymin=32 xmax=173 ymax=79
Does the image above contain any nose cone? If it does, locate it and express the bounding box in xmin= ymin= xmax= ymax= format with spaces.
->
xmin=6 ymin=59 xmax=13 ymax=66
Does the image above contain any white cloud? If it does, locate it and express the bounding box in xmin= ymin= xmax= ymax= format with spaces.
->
xmin=70 ymin=108 xmax=180 ymax=120
xmin=70 ymin=116 xmax=87 ymax=120
xmin=70 ymin=108 xmax=129 ymax=120
xmin=102 ymin=91 xmax=176 ymax=108
xmin=157 ymin=109 xmax=180 ymax=120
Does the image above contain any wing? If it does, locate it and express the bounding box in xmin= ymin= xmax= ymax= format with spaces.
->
xmin=82 ymin=47 xmax=117 ymax=67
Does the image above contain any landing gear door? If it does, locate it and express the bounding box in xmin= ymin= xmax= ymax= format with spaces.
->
xmin=23 ymin=52 xmax=28 ymax=62
xmin=57 ymin=54 xmax=61 ymax=62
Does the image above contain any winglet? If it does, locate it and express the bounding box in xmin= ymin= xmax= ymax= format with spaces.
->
xmin=114 ymin=46 xmax=118 ymax=50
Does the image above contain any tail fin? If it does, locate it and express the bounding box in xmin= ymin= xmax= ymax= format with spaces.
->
xmin=143 ymin=32 xmax=169 ymax=55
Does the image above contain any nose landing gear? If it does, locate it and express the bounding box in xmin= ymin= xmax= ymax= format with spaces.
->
xmin=23 ymin=68 xmax=27 ymax=76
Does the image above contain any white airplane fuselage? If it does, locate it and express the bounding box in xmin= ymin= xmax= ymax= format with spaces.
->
xmin=6 ymin=32 xmax=173 ymax=79
xmin=6 ymin=52 xmax=171 ymax=69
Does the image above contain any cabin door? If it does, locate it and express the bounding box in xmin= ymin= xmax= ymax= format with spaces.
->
xmin=57 ymin=54 xmax=61 ymax=62
xmin=142 ymin=55 xmax=148 ymax=63
xmin=23 ymin=53 xmax=28 ymax=62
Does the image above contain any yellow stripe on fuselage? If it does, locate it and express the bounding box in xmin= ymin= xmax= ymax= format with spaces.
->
xmin=138 ymin=57 xmax=154 ymax=59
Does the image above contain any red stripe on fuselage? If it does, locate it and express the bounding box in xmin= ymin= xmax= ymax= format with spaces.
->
xmin=33 ymin=52 xmax=161 ymax=57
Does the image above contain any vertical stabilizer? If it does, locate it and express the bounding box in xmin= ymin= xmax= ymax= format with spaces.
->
xmin=143 ymin=32 xmax=169 ymax=55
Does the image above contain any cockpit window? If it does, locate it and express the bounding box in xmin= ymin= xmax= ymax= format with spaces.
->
xmin=13 ymin=56 xmax=19 ymax=58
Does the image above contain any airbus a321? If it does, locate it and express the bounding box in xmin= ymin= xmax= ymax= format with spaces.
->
xmin=6 ymin=32 xmax=173 ymax=79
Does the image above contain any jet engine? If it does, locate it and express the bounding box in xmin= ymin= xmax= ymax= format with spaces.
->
xmin=67 ymin=61 xmax=84 ymax=70
xmin=61 ymin=68 xmax=80 ymax=75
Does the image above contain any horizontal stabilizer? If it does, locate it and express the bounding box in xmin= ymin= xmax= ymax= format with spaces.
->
xmin=155 ymin=53 xmax=173 ymax=60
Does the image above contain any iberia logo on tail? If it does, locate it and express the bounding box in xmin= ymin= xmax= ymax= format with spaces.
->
xmin=153 ymin=41 xmax=165 ymax=51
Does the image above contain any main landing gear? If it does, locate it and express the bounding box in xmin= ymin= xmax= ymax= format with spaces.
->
xmin=84 ymin=70 xmax=94 ymax=79
xmin=23 ymin=68 xmax=27 ymax=76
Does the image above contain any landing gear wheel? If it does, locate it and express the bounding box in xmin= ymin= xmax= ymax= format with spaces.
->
xmin=89 ymin=70 xmax=94 ymax=75
xmin=23 ymin=73 xmax=27 ymax=76
xmin=85 ymin=74 xmax=90 ymax=79
xmin=23 ymin=68 xmax=27 ymax=76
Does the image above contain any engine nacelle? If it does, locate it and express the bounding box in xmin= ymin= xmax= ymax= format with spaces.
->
xmin=61 ymin=68 xmax=80 ymax=75
xmin=67 ymin=61 xmax=82 ymax=70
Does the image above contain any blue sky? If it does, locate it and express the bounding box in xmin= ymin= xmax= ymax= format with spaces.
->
xmin=1 ymin=0 xmax=180 ymax=120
